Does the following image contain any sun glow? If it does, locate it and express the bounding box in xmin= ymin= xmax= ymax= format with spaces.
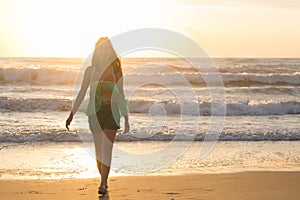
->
xmin=0 ymin=0 xmax=299 ymax=57
xmin=0 ymin=0 xmax=164 ymax=57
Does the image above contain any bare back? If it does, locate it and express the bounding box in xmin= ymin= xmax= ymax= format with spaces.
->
xmin=89 ymin=65 xmax=116 ymax=83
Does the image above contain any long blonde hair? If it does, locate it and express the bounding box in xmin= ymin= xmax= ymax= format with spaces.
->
xmin=92 ymin=37 xmax=121 ymax=72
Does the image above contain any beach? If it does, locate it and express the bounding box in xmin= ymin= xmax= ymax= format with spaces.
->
xmin=0 ymin=57 xmax=299 ymax=199
xmin=1 ymin=0 xmax=300 ymax=198
xmin=0 ymin=141 xmax=299 ymax=199
xmin=1 ymin=172 xmax=299 ymax=200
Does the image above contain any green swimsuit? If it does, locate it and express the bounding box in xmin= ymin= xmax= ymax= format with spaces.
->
xmin=85 ymin=80 xmax=128 ymax=130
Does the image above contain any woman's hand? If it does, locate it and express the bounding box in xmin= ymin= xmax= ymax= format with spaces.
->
xmin=65 ymin=112 xmax=73 ymax=131
xmin=123 ymin=116 xmax=130 ymax=133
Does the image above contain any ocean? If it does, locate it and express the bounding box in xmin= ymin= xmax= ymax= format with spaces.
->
xmin=0 ymin=57 xmax=299 ymax=179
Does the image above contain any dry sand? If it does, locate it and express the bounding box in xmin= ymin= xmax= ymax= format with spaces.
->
xmin=0 ymin=172 xmax=299 ymax=200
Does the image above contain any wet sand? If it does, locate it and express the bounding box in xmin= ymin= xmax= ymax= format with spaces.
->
xmin=0 ymin=172 xmax=299 ymax=200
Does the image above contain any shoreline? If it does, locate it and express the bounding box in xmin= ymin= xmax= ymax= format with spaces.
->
xmin=0 ymin=171 xmax=299 ymax=200
xmin=1 ymin=169 xmax=300 ymax=181
xmin=1 ymin=141 xmax=299 ymax=180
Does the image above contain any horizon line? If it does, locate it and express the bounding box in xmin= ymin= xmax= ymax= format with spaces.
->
xmin=1 ymin=56 xmax=300 ymax=59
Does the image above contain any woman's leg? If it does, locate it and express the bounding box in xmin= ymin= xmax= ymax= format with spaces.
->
xmin=90 ymin=114 xmax=104 ymax=176
xmin=100 ymin=129 xmax=117 ymax=187
xmin=92 ymin=131 xmax=103 ymax=175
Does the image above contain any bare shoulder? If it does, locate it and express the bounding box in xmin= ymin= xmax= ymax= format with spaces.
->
xmin=82 ymin=66 xmax=94 ymax=84
xmin=85 ymin=66 xmax=94 ymax=75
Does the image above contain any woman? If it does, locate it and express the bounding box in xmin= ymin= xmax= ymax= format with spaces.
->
xmin=65 ymin=37 xmax=129 ymax=195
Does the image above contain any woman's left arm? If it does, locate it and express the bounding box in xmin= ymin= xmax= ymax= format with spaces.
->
xmin=66 ymin=66 xmax=92 ymax=130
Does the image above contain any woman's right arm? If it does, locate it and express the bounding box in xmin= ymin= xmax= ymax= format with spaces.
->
xmin=114 ymin=66 xmax=130 ymax=133
xmin=66 ymin=66 xmax=93 ymax=130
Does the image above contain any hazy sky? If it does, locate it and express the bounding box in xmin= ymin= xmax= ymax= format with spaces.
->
xmin=0 ymin=0 xmax=299 ymax=57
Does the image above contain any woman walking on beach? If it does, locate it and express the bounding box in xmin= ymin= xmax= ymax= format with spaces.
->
xmin=65 ymin=37 xmax=129 ymax=195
